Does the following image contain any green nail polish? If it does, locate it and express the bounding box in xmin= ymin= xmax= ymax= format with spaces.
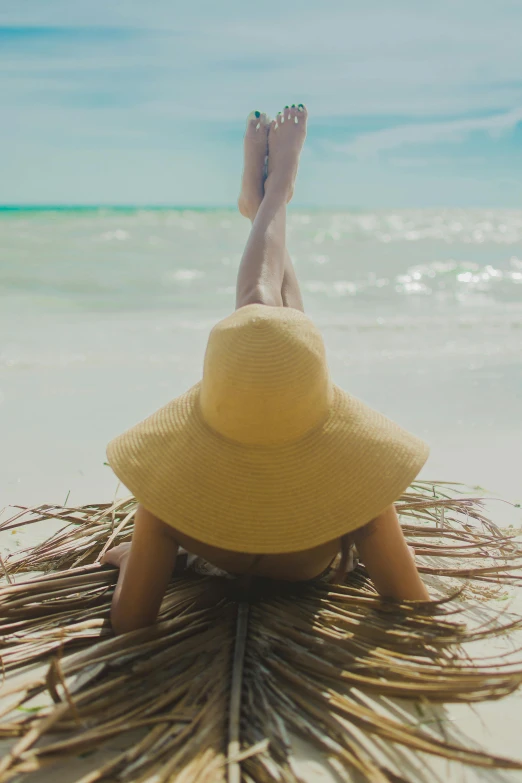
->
xmin=254 ymin=110 xmax=260 ymax=118
xmin=298 ymin=103 xmax=304 ymax=108
xmin=285 ymin=105 xmax=289 ymax=109
xmin=291 ymin=104 xmax=296 ymax=107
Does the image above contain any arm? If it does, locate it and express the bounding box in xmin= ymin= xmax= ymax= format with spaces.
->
xmin=101 ymin=504 xmax=179 ymax=635
xmin=352 ymin=504 xmax=430 ymax=601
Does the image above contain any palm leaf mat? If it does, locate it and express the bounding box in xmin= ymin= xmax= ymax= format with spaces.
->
xmin=1 ymin=481 xmax=522 ymax=782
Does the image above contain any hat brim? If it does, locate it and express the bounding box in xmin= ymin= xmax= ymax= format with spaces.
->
xmin=106 ymin=383 xmax=429 ymax=554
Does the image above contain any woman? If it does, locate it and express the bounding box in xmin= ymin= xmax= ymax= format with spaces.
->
xmin=102 ymin=105 xmax=430 ymax=635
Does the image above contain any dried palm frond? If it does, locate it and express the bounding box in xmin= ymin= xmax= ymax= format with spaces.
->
xmin=0 ymin=481 xmax=522 ymax=782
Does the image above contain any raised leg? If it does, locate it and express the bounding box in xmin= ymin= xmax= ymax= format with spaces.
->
xmin=241 ymin=209 xmax=305 ymax=311
xmin=238 ymin=201 xmax=304 ymax=311
xmin=237 ymin=107 xmax=307 ymax=311
xmin=236 ymin=192 xmax=287 ymax=308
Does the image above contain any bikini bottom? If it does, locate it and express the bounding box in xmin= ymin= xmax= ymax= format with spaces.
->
xmin=176 ymin=545 xmax=359 ymax=583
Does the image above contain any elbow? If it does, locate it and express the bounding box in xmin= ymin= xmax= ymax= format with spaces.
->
xmin=110 ymin=606 xmax=133 ymax=636
xmin=110 ymin=599 xmax=157 ymax=636
xmin=111 ymin=612 xmax=156 ymax=636
xmin=111 ymin=615 xmax=134 ymax=636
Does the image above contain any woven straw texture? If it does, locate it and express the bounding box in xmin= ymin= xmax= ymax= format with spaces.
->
xmin=107 ymin=305 xmax=430 ymax=552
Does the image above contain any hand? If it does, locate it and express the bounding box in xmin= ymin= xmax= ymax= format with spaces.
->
xmin=100 ymin=542 xmax=132 ymax=568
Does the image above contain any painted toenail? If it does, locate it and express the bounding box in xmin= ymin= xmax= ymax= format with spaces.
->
xmin=291 ymin=104 xmax=296 ymax=107
xmin=285 ymin=105 xmax=289 ymax=109
xmin=254 ymin=111 xmax=260 ymax=118
xmin=298 ymin=104 xmax=304 ymax=110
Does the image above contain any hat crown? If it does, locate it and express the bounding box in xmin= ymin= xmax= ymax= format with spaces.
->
xmin=200 ymin=305 xmax=332 ymax=445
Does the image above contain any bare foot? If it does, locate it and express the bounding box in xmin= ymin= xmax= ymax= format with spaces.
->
xmin=266 ymin=104 xmax=308 ymax=203
xmin=238 ymin=111 xmax=269 ymax=220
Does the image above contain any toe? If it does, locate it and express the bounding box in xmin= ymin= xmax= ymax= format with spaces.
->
xmin=259 ymin=113 xmax=271 ymax=133
xmin=246 ymin=111 xmax=272 ymax=139
xmin=246 ymin=110 xmax=263 ymax=130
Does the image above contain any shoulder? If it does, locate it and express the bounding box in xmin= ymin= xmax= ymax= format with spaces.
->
xmin=135 ymin=504 xmax=177 ymax=540
xmin=353 ymin=504 xmax=396 ymax=542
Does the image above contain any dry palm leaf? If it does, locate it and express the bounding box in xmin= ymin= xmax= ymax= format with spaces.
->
xmin=0 ymin=481 xmax=522 ymax=782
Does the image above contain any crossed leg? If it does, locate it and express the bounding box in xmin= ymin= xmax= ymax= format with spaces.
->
xmin=236 ymin=107 xmax=307 ymax=312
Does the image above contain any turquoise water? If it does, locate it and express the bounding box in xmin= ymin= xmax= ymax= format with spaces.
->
xmin=1 ymin=207 xmax=521 ymax=509
xmin=2 ymin=207 xmax=522 ymax=315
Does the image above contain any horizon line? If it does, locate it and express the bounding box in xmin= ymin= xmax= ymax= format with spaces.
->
xmin=0 ymin=204 xmax=357 ymax=212
xmin=0 ymin=204 xmax=518 ymax=212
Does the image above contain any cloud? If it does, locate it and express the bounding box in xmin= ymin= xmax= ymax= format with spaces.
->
xmin=389 ymin=155 xmax=487 ymax=169
xmin=2 ymin=4 xmax=522 ymax=120
xmin=334 ymin=108 xmax=522 ymax=159
xmin=2 ymin=2 xmax=522 ymax=205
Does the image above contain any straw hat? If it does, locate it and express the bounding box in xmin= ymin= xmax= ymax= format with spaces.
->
xmin=107 ymin=305 xmax=429 ymax=553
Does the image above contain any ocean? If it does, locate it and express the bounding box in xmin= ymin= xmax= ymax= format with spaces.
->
xmin=1 ymin=207 xmax=521 ymax=527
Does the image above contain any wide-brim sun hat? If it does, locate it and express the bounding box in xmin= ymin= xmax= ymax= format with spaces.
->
xmin=107 ymin=305 xmax=430 ymax=553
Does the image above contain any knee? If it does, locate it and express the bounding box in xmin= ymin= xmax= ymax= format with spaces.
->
xmin=236 ymin=284 xmax=283 ymax=310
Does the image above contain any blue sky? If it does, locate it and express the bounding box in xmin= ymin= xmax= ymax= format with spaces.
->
xmin=1 ymin=1 xmax=522 ymax=207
